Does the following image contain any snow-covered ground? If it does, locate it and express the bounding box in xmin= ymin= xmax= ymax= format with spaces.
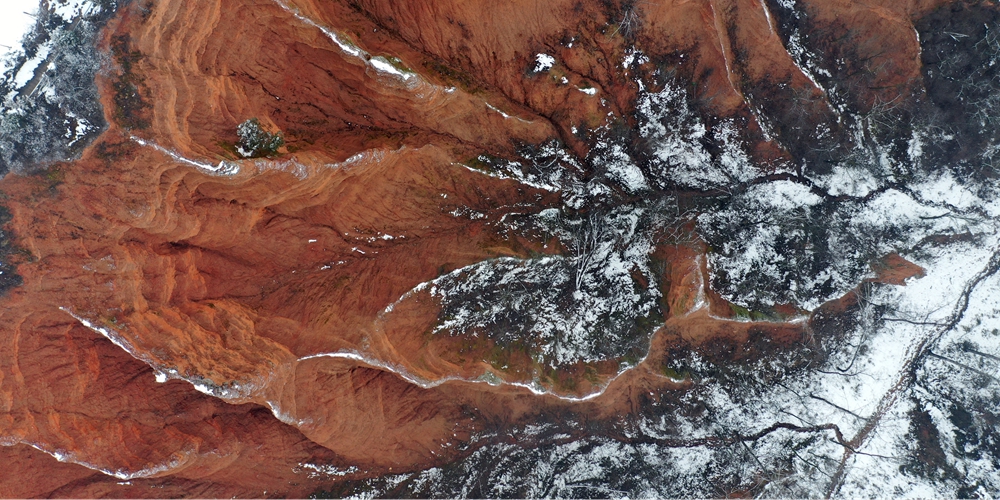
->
xmin=0 ymin=0 xmax=991 ymax=495
xmin=0 ymin=0 xmax=38 ymax=73
xmin=333 ymin=4 xmax=1000 ymax=497
xmin=0 ymin=0 xmax=113 ymax=174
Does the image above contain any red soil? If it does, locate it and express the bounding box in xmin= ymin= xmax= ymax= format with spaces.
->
xmin=0 ymin=0 xmax=946 ymax=495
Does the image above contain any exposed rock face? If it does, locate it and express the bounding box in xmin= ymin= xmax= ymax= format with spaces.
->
xmin=2 ymin=0 xmax=1000 ymax=497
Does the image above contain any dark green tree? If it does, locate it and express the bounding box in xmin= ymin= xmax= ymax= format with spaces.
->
xmin=235 ymin=118 xmax=284 ymax=158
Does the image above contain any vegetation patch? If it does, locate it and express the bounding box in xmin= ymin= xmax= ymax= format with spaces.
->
xmin=235 ymin=118 xmax=284 ymax=158
xmin=0 ymin=206 xmax=23 ymax=295
xmin=423 ymin=59 xmax=483 ymax=93
xmin=110 ymin=34 xmax=152 ymax=131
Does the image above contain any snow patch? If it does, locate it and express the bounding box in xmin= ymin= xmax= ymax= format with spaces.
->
xmin=533 ymin=53 xmax=555 ymax=72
